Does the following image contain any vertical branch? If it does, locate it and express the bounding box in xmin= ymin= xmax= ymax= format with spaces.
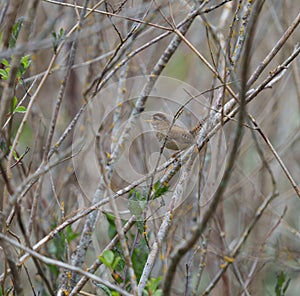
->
xmin=138 ymin=150 xmax=197 ymax=294
xmin=0 ymin=1 xmax=40 ymax=294
xmin=230 ymin=0 xmax=254 ymax=66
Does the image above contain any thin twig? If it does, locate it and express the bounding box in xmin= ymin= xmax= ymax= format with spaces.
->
xmin=0 ymin=232 xmax=134 ymax=296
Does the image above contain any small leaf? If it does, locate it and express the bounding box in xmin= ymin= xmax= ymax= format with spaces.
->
xmin=17 ymin=55 xmax=31 ymax=80
xmin=99 ymin=250 xmax=114 ymax=267
xmin=153 ymin=181 xmax=169 ymax=199
xmin=59 ymin=28 xmax=65 ymax=37
xmin=104 ymin=212 xmax=117 ymax=239
xmin=65 ymin=225 xmax=80 ymax=243
xmin=145 ymin=276 xmax=162 ymax=295
xmin=128 ymin=198 xmax=145 ymax=217
xmin=0 ymin=69 xmax=8 ymax=80
xmin=111 ymin=255 xmax=121 ymax=270
xmin=13 ymin=150 xmax=19 ymax=161
xmin=96 ymin=283 xmax=112 ymax=296
xmin=52 ymin=28 xmax=65 ymax=53
xmin=128 ymin=189 xmax=147 ymax=216
xmin=129 ymin=188 xmax=143 ymax=201
xmin=21 ymin=55 xmax=31 ymax=68
xmin=275 ymin=271 xmax=290 ymax=296
xmin=12 ymin=96 xmax=18 ymax=110
xmin=9 ymin=18 xmax=23 ymax=48
xmin=1 ymin=58 xmax=10 ymax=67
xmin=15 ymin=106 xmax=27 ymax=113
xmin=105 ymin=212 xmax=116 ymax=224
xmin=103 ymin=250 xmax=114 ymax=265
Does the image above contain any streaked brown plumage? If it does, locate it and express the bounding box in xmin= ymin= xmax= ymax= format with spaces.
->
xmin=146 ymin=112 xmax=203 ymax=150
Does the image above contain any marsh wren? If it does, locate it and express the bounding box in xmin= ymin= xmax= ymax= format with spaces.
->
xmin=146 ymin=112 xmax=203 ymax=151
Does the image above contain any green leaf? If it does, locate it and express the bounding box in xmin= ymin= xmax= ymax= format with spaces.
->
xmin=132 ymin=240 xmax=149 ymax=281
xmin=128 ymin=199 xmax=145 ymax=217
xmin=0 ymin=69 xmax=8 ymax=80
xmin=275 ymin=271 xmax=290 ymax=296
xmin=21 ymin=55 xmax=31 ymax=68
xmin=15 ymin=106 xmax=27 ymax=113
xmin=153 ymin=181 xmax=169 ymax=199
xmin=65 ymin=225 xmax=80 ymax=243
xmin=17 ymin=55 xmax=31 ymax=80
xmin=59 ymin=28 xmax=65 ymax=37
xmin=105 ymin=212 xmax=116 ymax=224
xmin=12 ymin=96 xmax=18 ymax=111
xmin=99 ymin=250 xmax=115 ymax=267
xmin=96 ymin=283 xmax=112 ymax=296
xmin=104 ymin=212 xmax=117 ymax=239
xmin=1 ymin=58 xmax=10 ymax=67
xmin=128 ymin=189 xmax=147 ymax=216
xmin=146 ymin=276 xmax=162 ymax=292
xmin=111 ymin=255 xmax=121 ymax=270
xmin=8 ymin=146 xmax=19 ymax=161
xmin=144 ymin=277 xmax=162 ymax=295
xmin=103 ymin=250 xmax=115 ymax=265
xmin=48 ymin=228 xmax=66 ymax=261
xmin=9 ymin=18 xmax=23 ymax=48
xmin=111 ymin=246 xmax=125 ymax=272
xmin=129 ymin=188 xmax=144 ymax=200
xmin=12 ymin=150 xmax=19 ymax=161
xmin=52 ymin=28 xmax=65 ymax=53
xmin=0 ymin=58 xmax=10 ymax=81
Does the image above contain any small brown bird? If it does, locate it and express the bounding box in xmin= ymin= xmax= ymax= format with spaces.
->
xmin=146 ymin=112 xmax=203 ymax=150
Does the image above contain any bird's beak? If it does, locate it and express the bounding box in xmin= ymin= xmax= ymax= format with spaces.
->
xmin=144 ymin=119 xmax=153 ymax=122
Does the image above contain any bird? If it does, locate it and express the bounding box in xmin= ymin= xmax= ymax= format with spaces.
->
xmin=146 ymin=112 xmax=204 ymax=151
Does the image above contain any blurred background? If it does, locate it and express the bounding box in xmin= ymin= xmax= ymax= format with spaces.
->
xmin=0 ymin=0 xmax=299 ymax=295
